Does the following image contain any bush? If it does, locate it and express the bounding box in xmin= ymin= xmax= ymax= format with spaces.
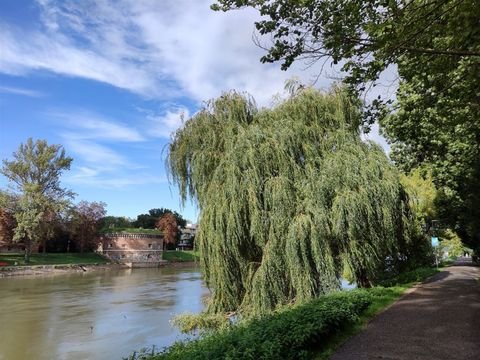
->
xmin=376 ymin=267 xmax=438 ymax=287
xmin=143 ymin=290 xmax=372 ymax=360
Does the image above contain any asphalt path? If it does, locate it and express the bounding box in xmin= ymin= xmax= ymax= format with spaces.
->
xmin=330 ymin=257 xmax=480 ymax=360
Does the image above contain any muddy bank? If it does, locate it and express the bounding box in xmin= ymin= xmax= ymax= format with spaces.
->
xmin=0 ymin=260 xmax=200 ymax=278
xmin=0 ymin=263 xmax=128 ymax=277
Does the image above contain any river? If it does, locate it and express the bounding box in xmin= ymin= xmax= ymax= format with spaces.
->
xmin=0 ymin=266 xmax=207 ymax=360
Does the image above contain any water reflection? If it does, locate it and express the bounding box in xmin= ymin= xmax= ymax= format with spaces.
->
xmin=0 ymin=266 xmax=207 ymax=360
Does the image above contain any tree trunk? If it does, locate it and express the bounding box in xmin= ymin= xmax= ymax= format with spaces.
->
xmin=24 ymin=239 xmax=31 ymax=264
xmin=355 ymin=268 xmax=372 ymax=288
xmin=80 ymin=234 xmax=84 ymax=253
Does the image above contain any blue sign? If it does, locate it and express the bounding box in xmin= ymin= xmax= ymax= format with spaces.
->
xmin=431 ymin=237 xmax=439 ymax=247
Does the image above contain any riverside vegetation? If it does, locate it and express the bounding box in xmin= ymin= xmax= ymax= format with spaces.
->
xmin=126 ymin=267 xmax=438 ymax=360
xmin=122 ymin=87 xmax=438 ymax=359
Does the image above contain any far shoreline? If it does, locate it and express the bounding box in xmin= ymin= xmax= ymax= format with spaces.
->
xmin=0 ymin=260 xmax=200 ymax=278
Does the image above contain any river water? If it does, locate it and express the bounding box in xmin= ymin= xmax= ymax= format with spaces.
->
xmin=0 ymin=266 xmax=207 ymax=360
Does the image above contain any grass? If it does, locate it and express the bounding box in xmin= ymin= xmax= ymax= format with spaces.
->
xmin=162 ymin=250 xmax=199 ymax=262
xmin=0 ymin=252 xmax=110 ymax=266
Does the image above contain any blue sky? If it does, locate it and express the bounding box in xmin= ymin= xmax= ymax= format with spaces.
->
xmin=0 ymin=0 xmax=392 ymax=222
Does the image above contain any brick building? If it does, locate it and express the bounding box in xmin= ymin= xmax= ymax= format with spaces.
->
xmin=98 ymin=233 xmax=164 ymax=264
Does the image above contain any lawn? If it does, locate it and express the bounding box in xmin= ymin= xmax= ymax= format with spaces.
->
xmin=162 ymin=250 xmax=199 ymax=262
xmin=0 ymin=252 xmax=110 ymax=266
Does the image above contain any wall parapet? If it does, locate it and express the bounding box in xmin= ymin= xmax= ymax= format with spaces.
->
xmin=102 ymin=233 xmax=163 ymax=239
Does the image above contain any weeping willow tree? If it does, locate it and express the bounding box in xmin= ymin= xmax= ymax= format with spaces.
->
xmin=169 ymin=87 xmax=418 ymax=315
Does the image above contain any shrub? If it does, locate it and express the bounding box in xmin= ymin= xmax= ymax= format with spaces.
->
xmin=376 ymin=267 xmax=438 ymax=287
xmin=146 ymin=290 xmax=372 ymax=360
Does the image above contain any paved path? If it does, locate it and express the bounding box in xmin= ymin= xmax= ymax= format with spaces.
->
xmin=330 ymin=258 xmax=480 ymax=360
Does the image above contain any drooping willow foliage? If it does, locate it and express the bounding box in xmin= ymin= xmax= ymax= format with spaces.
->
xmin=169 ymin=88 xmax=418 ymax=315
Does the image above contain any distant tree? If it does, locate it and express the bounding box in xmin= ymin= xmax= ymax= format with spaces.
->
xmin=70 ymin=201 xmax=107 ymax=253
xmin=134 ymin=208 xmax=187 ymax=229
xmin=0 ymin=208 xmax=16 ymax=247
xmin=0 ymin=138 xmax=73 ymax=262
xmin=440 ymin=229 xmax=465 ymax=259
xmin=99 ymin=216 xmax=132 ymax=232
xmin=0 ymin=191 xmax=18 ymax=247
xmin=156 ymin=212 xmax=178 ymax=250
xmin=134 ymin=213 xmax=156 ymax=229
xmin=400 ymin=169 xmax=438 ymax=227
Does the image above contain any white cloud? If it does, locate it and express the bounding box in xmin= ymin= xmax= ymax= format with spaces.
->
xmin=51 ymin=111 xmax=145 ymax=142
xmin=0 ymin=0 xmax=333 ymax=105
xmin=62 ymin=137 xmax=128 ymax=167
xmin=1 ymin=0 xmax=392 ymax=151
xmin=65 ymin=168 xmax=167 ymax=189
xmin=0 ymin=85 xmax=45 ymax=97
xmin=146 ymin=107 xmax=189 ymax=138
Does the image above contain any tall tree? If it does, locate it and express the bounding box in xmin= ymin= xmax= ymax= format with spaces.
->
xmin=70 ymin=201 xmax=107 ymax=253
xmin=169 ymin=88 xmax=421 ymax=315
xmin=1 ymin=138 xmax=73 ymax=262
xmin=381 ymin=48 xmax=480 ymax=247
xmin=212 ymin=0 xmax=480 ymax=247
xmin=156 ymin=212 xmax=178 ymax=250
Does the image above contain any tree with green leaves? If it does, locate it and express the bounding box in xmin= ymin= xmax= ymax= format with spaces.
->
xmin=99 ymin=216 xmax=133 ymax=232
xmin=134 ymin=208 xmax=187 ymax=229
xmin=169 ymin=88 xmax=422 ymax=315
xmin=212 ymin=0 xmax=479 ymax=91
xmin=212 ymin=0 xmax=480 ymax=248
xmin=1 ymin=138 xmax=73 ymax=262
xmin=381 ymin=52 xmax=480 ymax=248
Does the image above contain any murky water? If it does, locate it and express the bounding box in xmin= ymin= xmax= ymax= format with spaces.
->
xmin=0 ymin=266 xmax=207 ymax=360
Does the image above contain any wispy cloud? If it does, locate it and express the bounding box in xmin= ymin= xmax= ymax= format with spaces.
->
xmin=64 ymin=166 xmax=167 ymax=189
xmin=0 ymin=85 xmax=45 ymax=97
xmin=0 ymin=0 xmax=335 ymax=104
xmin=54 ymin=110 xmax=150 ymax=187
xmin=62 ymin=137 xmax=128 ymax=166
xmin=144 ymin=106 xmax=189 ymax=139
xmin=51 ymin=110 xmax=145 ymax=142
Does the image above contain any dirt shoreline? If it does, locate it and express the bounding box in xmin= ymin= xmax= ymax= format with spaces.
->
xmin=0 ymin=261 xmax=199 ymax=278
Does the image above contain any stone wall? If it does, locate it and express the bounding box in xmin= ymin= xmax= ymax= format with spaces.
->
xmin=99 ymin=233 xmax=163 ymax=262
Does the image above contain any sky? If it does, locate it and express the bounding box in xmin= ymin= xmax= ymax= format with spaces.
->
xmin=0 ymin=0 xmax=394 ymax=222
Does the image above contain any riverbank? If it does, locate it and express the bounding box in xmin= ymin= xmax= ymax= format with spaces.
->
xmin=128 ymin=267 xmax=439 ymax=360
xmin=0 ymin=262 xmax=129 ymax=277
xmin=0 ymin=251 xmax=200 ymax=277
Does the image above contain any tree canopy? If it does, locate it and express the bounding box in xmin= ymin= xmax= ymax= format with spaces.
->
xmin=212 ymin=0 xmax=479 ymax=91
xmin=156 ymin=212 xmax=179 ymax=249
xmin=134 ymin=208 xmax=187 ymax=229
xmin=381 ymin=46 xmax=480 ymax=247
xmin=70 ymin=201 xmax=107 ymax=253
xmin=169 ymin=88 xmax=423 ymax=315
xmin=1 ymin=138 xmax=73 ymax=261
xmin=212 ymin=0 xmax=480 ymax=247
